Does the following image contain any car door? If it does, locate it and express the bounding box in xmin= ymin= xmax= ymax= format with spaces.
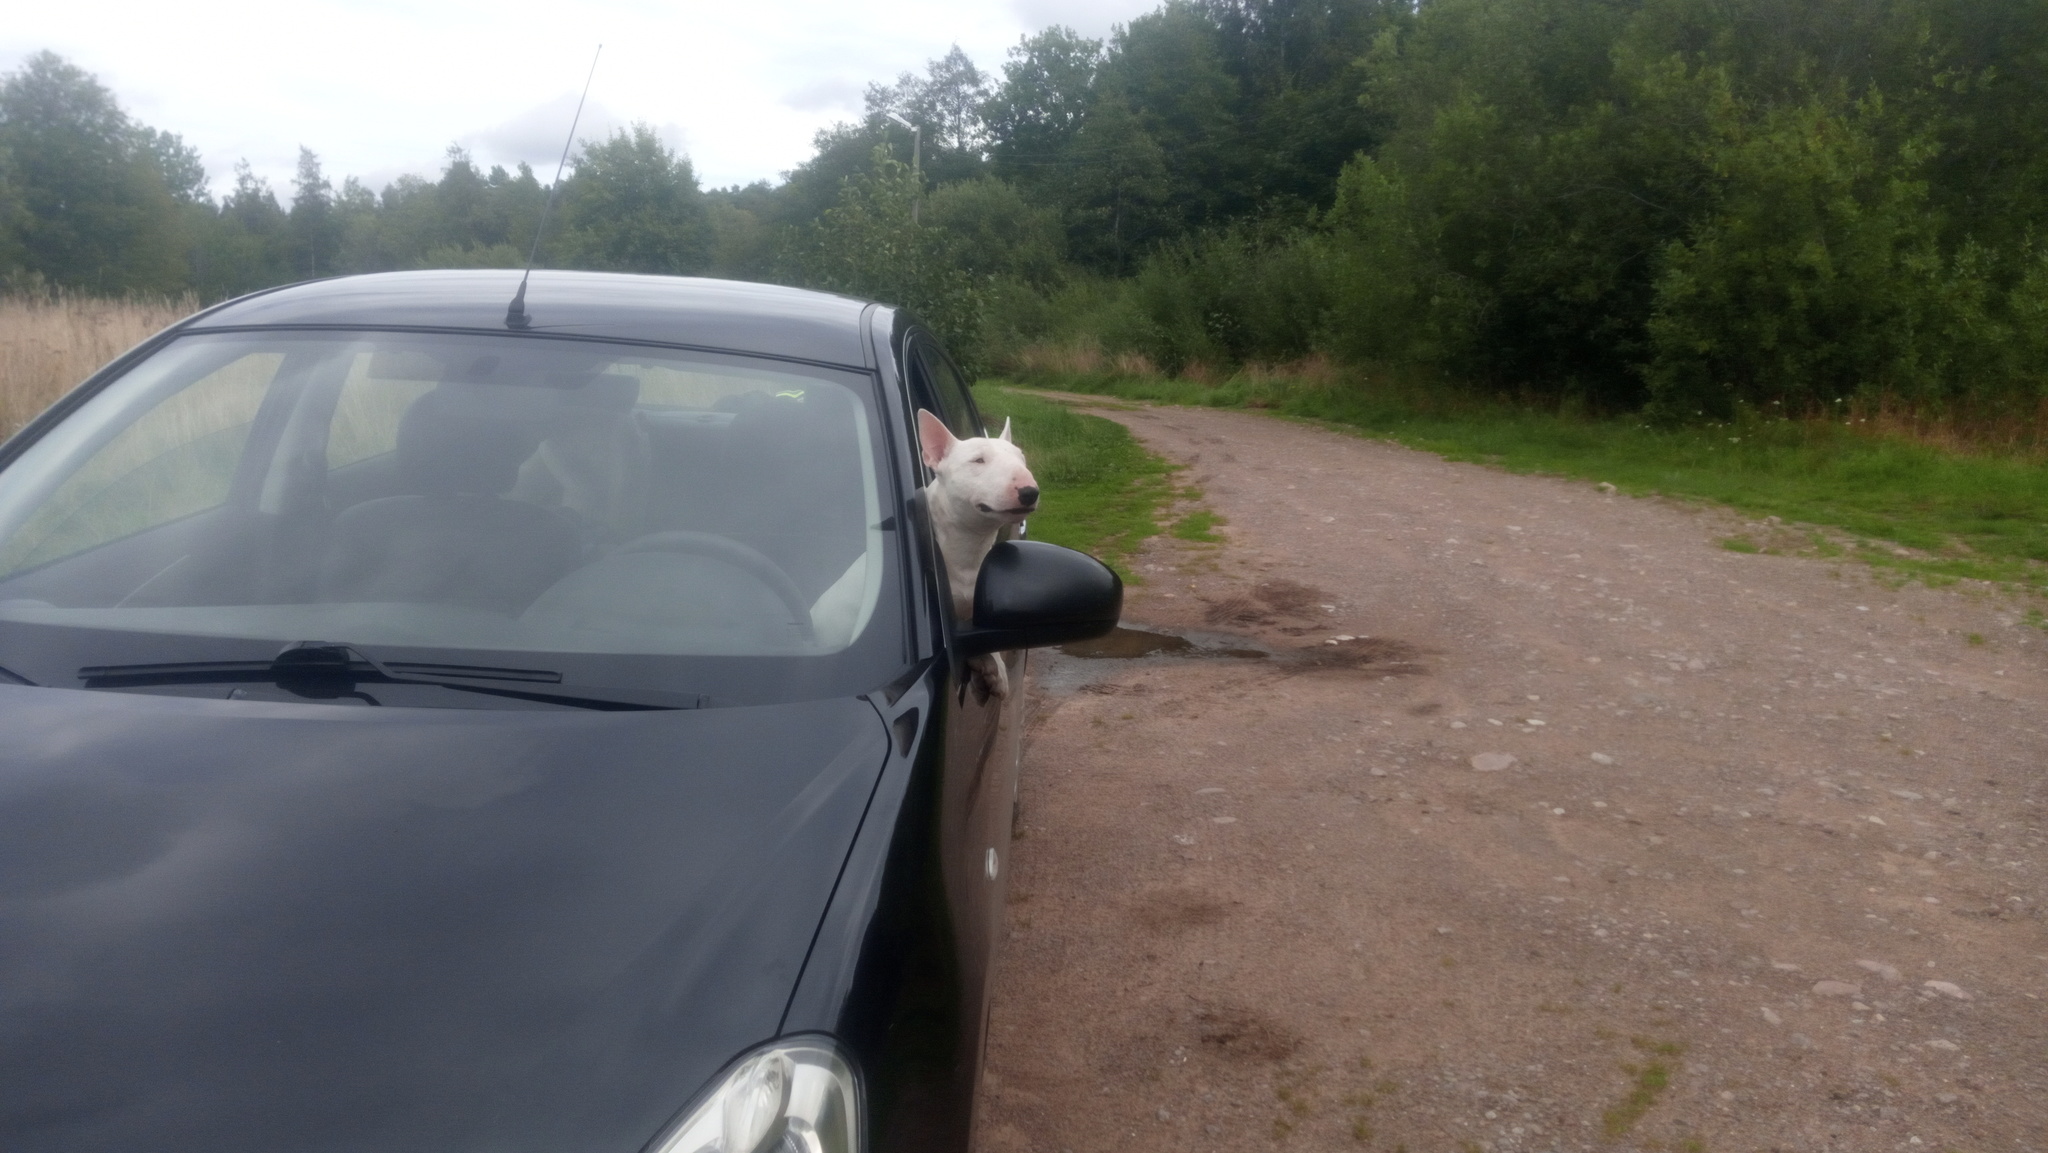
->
xmin=904 ymin=333 xmax=1025 ymax=1095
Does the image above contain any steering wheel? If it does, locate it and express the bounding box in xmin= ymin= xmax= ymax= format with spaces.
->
xmin=616 ymin=531 xmax=816 ymax=642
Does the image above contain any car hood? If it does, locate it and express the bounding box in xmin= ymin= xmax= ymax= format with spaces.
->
xmin=0 ymin=684 xmax=890 ymax=1153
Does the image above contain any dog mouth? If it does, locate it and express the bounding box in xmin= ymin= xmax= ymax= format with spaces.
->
xmin=977 ymin=503 xmax=1036 ymax=517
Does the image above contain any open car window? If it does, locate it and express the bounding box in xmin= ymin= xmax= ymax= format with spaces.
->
xmin=0 ymin=331 xmax=902 ymax=703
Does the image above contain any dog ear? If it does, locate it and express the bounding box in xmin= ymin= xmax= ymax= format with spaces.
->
xmin=916 ymin=409 xmax=955 ymax=470
xmin=998 ymin=417 xmax=1013 ymax=444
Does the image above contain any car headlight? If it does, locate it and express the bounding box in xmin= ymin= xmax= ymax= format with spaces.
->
xmin=649 ymin=1038 xmax=861 ymax=1153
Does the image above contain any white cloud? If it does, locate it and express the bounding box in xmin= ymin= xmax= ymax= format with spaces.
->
xmin=1008 ymin=0 xmax=1153 ymax=39
xmin=782 ymin=78 xmax=866 ymax=114
xmin=457 ymin=96 xmax=691 ymax=179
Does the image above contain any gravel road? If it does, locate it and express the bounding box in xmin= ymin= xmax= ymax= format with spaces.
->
xmin=972 ymin=400 xmax=2047 ymax=1153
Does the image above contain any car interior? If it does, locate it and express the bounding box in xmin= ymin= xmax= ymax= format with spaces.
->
xmin=0 ymin=334 xmax=890 ymax=658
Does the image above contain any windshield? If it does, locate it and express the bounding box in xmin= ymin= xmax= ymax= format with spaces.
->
xmin=0 ymin=330 xmax=903 ymax=706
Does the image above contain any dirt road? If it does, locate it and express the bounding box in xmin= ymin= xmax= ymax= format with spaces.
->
xmin=972 ymin=401 xmax=2046 ymax=1153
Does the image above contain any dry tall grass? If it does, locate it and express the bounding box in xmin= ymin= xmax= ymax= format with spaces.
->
xmin=1835 ymin=393 xmax=2048 ymax=459
xmin=0 ymin=294 xmax=198 ymax=435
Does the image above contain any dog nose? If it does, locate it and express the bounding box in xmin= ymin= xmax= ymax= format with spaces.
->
xmin=1017 ymin=485 xmax=1039 ymax=507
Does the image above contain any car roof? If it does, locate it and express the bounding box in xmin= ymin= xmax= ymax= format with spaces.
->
xmin=186 ymin=270 xmax=879 ymax=368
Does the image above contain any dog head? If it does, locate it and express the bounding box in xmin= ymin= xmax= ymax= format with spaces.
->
xmin=917 ymin=409 xmax=1039 ymax=525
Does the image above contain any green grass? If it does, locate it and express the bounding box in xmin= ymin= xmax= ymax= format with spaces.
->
xmin=1170 ymin=508 xmax=1226 ymax=542
xmin=972 ymin=385 xmax=1177 ymax=579
xmin=995 ymin=368 xmax=2048 ymax=592
xmin=1601 ymin=1039 xmax=1686 ymax=1138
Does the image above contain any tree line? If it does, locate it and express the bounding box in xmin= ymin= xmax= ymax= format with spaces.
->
xmin=5 ymin=0 xmax=2048 ymax=417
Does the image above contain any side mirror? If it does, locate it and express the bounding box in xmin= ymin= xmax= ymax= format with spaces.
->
xmin=954 ymin=540 xmax=1123 ymax=656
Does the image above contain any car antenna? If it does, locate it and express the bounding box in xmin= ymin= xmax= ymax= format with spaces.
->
xmin=506 ymin=44 xmax=602 ymax=330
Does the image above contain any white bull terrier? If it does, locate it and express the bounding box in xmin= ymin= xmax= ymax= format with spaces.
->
xmin=917 ymin=409 xmax=1040 ymax=699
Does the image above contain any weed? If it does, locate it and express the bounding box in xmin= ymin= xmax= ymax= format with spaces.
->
xmin=1720 ymin=536 xmax=1760 ymax=553
xmin=1967 ymin=632 xmax=1987 ymax=645
xmin=1350 ymin=1117 xmax=1374 ymax=1142
xmin=1604 ymin=1039 xmax=1686 ymax=1138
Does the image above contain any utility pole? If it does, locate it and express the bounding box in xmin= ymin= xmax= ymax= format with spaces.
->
xmin=887 ymin=112 xmax=921 ymax=225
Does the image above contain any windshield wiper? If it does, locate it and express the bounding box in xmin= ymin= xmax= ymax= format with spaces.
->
xmin=79 ymin=643 xmax=703 ymax=711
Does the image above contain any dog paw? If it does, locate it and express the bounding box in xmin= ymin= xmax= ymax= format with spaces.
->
xmin=968 ymin=653 xmax=1010 ymax=701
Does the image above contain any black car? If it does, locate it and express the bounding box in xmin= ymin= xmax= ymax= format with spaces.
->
xmin=0 ymin=270 xmax=1120 ymax=1153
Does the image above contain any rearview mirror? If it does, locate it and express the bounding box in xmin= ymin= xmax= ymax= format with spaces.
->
xmin=954 ymin=540 xmax=1122 ymax=656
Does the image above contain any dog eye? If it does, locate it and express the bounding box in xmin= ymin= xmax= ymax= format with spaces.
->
xmin=971 ymin=455 xmax=986 ymax=464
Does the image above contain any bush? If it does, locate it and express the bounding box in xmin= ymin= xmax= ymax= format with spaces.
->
xmin=1642 ymin=85 xmax=1985 ymax=418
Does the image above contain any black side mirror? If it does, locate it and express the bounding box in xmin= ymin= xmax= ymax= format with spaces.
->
xmin=954 ymin=540 xmax=1123 ymax=656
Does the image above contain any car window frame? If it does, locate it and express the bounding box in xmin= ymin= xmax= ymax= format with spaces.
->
xmin=904 ymin=332 xmax=983 ymax=444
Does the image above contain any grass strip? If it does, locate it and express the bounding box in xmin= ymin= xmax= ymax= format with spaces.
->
xmin=971 ymin=385 xmax=1176 ymax=580
xmin=994 ymin=370 xmax=2048 ymax=594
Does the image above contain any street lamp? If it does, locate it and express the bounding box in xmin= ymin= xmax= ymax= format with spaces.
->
xmin=886 ymin=112 xmax=922 ymax=225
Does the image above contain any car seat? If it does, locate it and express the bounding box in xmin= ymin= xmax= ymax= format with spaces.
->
xmin=318 ymin=384 xmax=584 ymax=614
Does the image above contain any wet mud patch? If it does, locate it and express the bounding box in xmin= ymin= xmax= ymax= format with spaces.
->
xmin=1132 ymin=889 xmax=1231 ymax=933
xmin=1202 ymin=595 xmax=1263 ymax=627
xmin=1202 ymin=579 xmax=1333 ymax=627
xmin=1284 ymin=636 xmax=1429 ymax=676
xmin=1253 ymin=579 xmax=1326 ymax=615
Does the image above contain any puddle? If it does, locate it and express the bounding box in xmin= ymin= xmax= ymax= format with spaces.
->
xmin=1036 ymin=626 xmax=1427 ymax=697
xmin=1037 ymin=626 xmax=1268 ymax=695
xmin=1059 ymin=627 xmax=1267 ymax=661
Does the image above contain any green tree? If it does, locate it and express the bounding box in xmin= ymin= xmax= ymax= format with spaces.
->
xmin=984 ymin=26 xmax=1104 ymax=192
xmin=923 ymin=176 xmax=1067 ymax=289
xmin=1201 ymin=0 xmax=1400 ymax=215
xmin=194 ymin=160 xmax=291 ymax=297
xmin=784 ymin=151 xmax=984 ymax=366
xmin=287 ymin=147 xmax=341 ymax=278
xmin=1103 ymin=3 xmax=1247 ymax=230
xmin=0 ymin=51 xmax=187 ymax=293
xmin=1642 ymin=83 xmax=1985 ymax=418
xmin=704 ymin=181 xmax=778 ymax=279
xmin=769 ymin=121 xmax=894 ymax=229
xmin=866 ymin=45 xmax=994 ymax=166
xmin=555 ymin=125 xmax=711 ymax=274
xmin=1062 ymin=91 xmax=1170 ymax=273
xmin=136 ymin=126 xmax=208 ymax=203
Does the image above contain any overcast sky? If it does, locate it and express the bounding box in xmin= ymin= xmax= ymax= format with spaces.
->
xmin=3 ymin=0 xmax=1160 ymax=198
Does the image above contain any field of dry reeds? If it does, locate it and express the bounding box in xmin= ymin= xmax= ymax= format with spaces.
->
xmin=0 ymin=294 xmax=198 ymax=435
